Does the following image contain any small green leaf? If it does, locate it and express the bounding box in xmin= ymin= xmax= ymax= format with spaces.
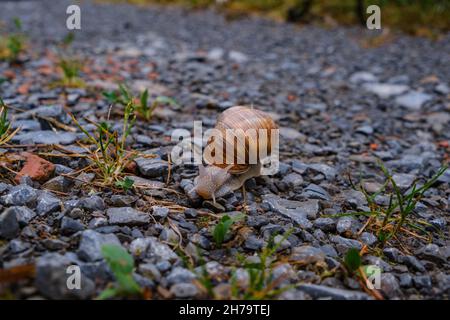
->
xmin=140 ymin=89 xmax=148 ymax=110
xmin=344 ymin=248 xmax=361 ymax=272
xmin=213 ymin=215 xmax=233 ymax=247
xmin=13 ymin=17 xmax=22 ymax=30
xmin=97 ymin=287 xmax=119 ymax=300
xmin=101 ymin=244 xmax=134 ymax=275
xmin=115 ymin=177 xmax=134 ymax=191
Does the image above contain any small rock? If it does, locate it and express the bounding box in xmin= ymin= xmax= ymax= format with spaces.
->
xmin=401 ymin=255 xmax=426 ymax=272
xmin=416 ymin=244 xmax=446 ymax=264
xmin=152 ymin=206 xmax=169 ymax=219
xmin=395 ymin=91 xmax=432 ymax=110
xmin=298 ymin=284 xmax=370 ymax=300
xmin=184 ymin=208 xmax=198 ymax=218
xmin=166 ymin=267 xmax=196 ymax=286
xmin=413 ymin=275 xmax=432 ymax=289
xmin=279 ymin=127 xmax=305 ymax=140
xmin=314 ymin=217 xmax=336 ymax=232
xmin=1 ymin=185 xmax=38 ymax=207
xmin=363 ymin=83 xmax=409 ymax=98
xmin=42 ymin=238 xmax=69 ymax=250
xmin=202 ymin=200 xmax=225 ymax=213
xmin=42 ymin=176 xmax=73 ymax=193
xmin=135 ymin=157 xmax=168 ymax=178
xmin=307 ymin=164 xmax=337 ymax=181
xmin=0 ymin=208 xmax=20 ymax=239
xmin=15 ymin=153 xmax=55 ymax=184
xmin=302 ymin=184 xmax=330 ymax=201
xmin=170 ymin=283 xmax=198 ymax=298
xmin=330 ymin=235 xmax=362 ymax=253
xmin=380 ymin=273 xmax=401 ymax=299
xmin=392 ymin=173 xmax=416 ymax=189
xmin=77 ymin=230 xmax=122 ymax=262
xmin=79 ymin=195 xmax=105 ymax=211
xmin=35 ymin=253 xmax=94 ymax=299
xmin=36 ymin=192 xmax=61 ymax=215
xmin=8 ymin=206 xmax=36 ymax=226
xmin=360 ymin=232 xmax=377 ymax=246
xmin=290 ymin=245 xmax=325 ymax=265
xmin=349 ymin=71 xmax=378 ymax=84
xmin=282 ymin=172 xmax=304 ymax=188
xmin=13 ymin=131 xmax=78 ymax=145
xmin=383 ymin=247 xmax=402 ymax=262
xmin=399 ymin=273 xmax=413 ymax=288
xmin=107 ymin=207 xmax=150 ymax=226
xmin=60 ymin=216 xmax=85 ymax=235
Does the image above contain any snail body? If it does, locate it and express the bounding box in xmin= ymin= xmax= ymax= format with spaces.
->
xmin=193 ymin=106 xmax=278 ymax=201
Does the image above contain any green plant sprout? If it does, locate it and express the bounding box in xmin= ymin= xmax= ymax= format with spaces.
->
xmin=98 ymin=244 xmax=142 ymax=299
xmin=333 ymin=161 xmax=447 ymax=248
xmin=103 ymin=84 xmax=177 ymax=121
xmin=70 ymin=101 xmax=137 ymax=186
xmin=0 ymin=17 xmax=26 ymax=63
xmin=212 ymin=213 xmax=245 ymax=247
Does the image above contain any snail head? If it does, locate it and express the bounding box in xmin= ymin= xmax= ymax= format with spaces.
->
xmin=194 ymin=163 xmax=232 ymax=202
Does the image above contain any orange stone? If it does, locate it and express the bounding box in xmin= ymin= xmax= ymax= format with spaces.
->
xmin=15 ymin=153 xmax=55 ymax=184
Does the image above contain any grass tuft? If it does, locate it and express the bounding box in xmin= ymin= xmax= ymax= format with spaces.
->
xmin=0 ymin=17 xmax=27 ymax=63
xmin=70 ymin=100 xmax=137 ymax=186
xmin=103 ymin=84 xmax=177 ymax=121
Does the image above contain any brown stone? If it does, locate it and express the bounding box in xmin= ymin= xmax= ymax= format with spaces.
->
xmin=15 ymin=153 xmax=55 ymax=183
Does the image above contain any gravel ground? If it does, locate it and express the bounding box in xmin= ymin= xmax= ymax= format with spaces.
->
xmin=0 ymin=0 xmax=449 ymax=300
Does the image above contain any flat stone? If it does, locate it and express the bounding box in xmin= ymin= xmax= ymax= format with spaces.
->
xmin=401 ymin=255 xmax=426 ymax=272
xmin=79 ymin=195 xmax=105 ymax=211
xmin=330 ymin=235 xmax=362 ymax=253
xmin=392 ymin=173 xmax=416 ymax=189
xmin=170 ymin=283 xmax=198 ymax=298
xmin=279 ymin=127 xmax=305 ymax=140
xmin=77 ymin=230 xmax=122 ymax=262
xmin=42 ymin=176 xmax=73 ymax=193
xmin=298 ymin=284 xmax=370 ymax=300
xmin=302 ymin=184 xmax=330 ymax=201
xmin=314 ymin=217 xmax=336 ymax=232
xmin=307 ymin=163 xmax=337 ymax=181
xmin=1 ymin=185 xmax=38 ymax=207
xmin=349 ymin=71 xmax=378 ymax=84
xmin=166 ymin=267 xmax=196 ymax=286
xmin=129 ymin=237 xmax=178 ymax=262
xmin=107 ymin=207 xmax=150 ymax=226
xmin=290 ymin=245 xmax=325 ymax=265
xmin=395 ymin=91 xmax=432 ymax=110
xmin=363 ymin=83 xmax=409 ymax=98
xmin=13 ymin=130 xmax=78 ymax=145
xmin=135 ymin=157 xmax=168 ymax=178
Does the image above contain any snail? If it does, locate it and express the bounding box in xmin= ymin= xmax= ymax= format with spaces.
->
xmin=193 ymin=106 xmax=279 ymax=203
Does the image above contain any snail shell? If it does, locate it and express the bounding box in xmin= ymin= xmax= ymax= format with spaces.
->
xmin=203 ymin=106 xmax=278 ymax=172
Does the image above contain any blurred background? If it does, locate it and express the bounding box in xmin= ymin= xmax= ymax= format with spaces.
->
xmin=105 ymin=0 xmax=450 ymax=37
